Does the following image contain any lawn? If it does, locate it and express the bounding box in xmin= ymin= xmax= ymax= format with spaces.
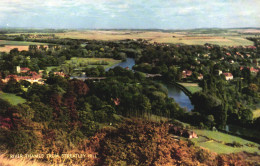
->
xmin=0 ymin=92 xmax=26 ymax=105
xmin=191 ymin=129 xmax=259 ymax=154
xmin=178 ymin=82 xmax=202 ymax=94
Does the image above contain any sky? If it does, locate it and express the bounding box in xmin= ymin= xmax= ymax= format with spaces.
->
xmin=0 ymin=0 xmax=259 ymax=29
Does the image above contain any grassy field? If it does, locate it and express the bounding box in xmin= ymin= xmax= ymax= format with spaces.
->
xmin=64 ymin=57 xmax=121 ymax=69
xmin=191 ymin=129 xmax=259 ymax=154
xmin=47 ymin=57 xmax=122 ymax=75
xmin=0 ymin=40 xmax=47 ymax=52
xmin=178 ymin=82 xmax=202 ymax=94
xmin=0 ymin=92 xmax=26 ymax=105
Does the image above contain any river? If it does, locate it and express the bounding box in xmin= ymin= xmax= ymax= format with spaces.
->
xmin=106 ymin=58 xmax=135 ymax=71
xmin=109 ymin=58 xmax=194 ymax=111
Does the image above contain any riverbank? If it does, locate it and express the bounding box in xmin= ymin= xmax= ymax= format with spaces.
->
xmin=170 ymin=82 xmax=193 ymax=99
xmin=178 ymin=82 xmax=202 ymax=94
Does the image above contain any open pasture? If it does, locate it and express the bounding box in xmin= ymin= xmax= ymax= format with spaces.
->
xmin=64 ymin=57 xmax=121 ymax=69
xmin=191 ymin=129 xmax=259 ymax=154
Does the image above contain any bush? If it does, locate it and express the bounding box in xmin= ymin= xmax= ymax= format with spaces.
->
xmin=196 ymin=149 xmax=209 ymax=163
xmin=6 ymin=130 xmax=39 ymax=154
xmin=232 ymin=141 xmax=243 ymax=147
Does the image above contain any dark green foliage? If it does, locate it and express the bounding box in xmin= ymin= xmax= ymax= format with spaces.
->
xmin=5 ymin=130 xmax=38 ymax=154
xmin=30 ymin=102 xmax=53 ymax=122
xmin=3 ymin=78 xmax=22 ymax=93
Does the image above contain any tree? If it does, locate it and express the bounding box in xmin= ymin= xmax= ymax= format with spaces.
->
xmin=30 ymin=102 xmax=53 ymax=122
xmin=3 ymin=77 xmax=22 ymax=93
xmin=69 ymin=79 xmax=89 ymax=96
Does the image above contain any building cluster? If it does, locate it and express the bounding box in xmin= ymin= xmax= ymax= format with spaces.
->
xmin=1 ymin=66 xmax=67 ymax=85
xmin=169 ymin=125 xmax=198 ymax=139
xmin=2 ymin=68 xmax=44 ymax=84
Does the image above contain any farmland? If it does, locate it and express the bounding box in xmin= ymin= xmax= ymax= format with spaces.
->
xmin=54 ymin=29 xmax=255 ymax=46
xmin=0 ymin=40 xmax=47 ymax=52
xmin=6 ymin=28 xmax=256 ymax=46
xmin=191 ymin=129 xmax=259 ymax=154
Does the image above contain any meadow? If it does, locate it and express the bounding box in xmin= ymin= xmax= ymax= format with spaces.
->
xmin=47 ymin=57 xmax=122 ymax=75
xmin=64 ymin=57 xmax=121 ymax=69
xmin=191 ymin=129 xmax=259 ymax=154
xmin=178 ymin=82 xmax=202 ymax=94
xmin=0 ymin=92 xmax=26 ymax=105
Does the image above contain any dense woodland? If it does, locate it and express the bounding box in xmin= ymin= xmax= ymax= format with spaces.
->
xmin=0 ymin=36 xmax=260 ymax=165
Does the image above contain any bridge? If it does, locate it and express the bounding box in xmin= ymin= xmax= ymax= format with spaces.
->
xmin=145 ymin=73 xmax=162 ymax=78
xmin=70 ymin=76 xmax=106 ymax=81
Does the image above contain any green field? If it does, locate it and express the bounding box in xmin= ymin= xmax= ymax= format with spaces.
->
xmin=0 ymin=92 xmax=26 ymax=105
xmin=47 ymin=57 xmax=121 ymax=76
xmin=64 ymin=57 xmax=121 ymax=69
xmin=191 ymin=129 xmax=259 ymax=154
xmin=0 ymin=40 xmax=47 ymax=46
xmin=178 ymin=83 xmax=202 ymax=94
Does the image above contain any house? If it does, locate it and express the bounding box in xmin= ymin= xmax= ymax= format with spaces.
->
xmin=182 ymin=130 xmax=198 ymax=139
xmin=113 ymin=98 xmax=120 ymax=106
xmin=2 ymin=72 xmax=43 ymax=84
xmin=169 ymin=125 xmax=198 ymax=139
xmin=217 ymin=70 xmax=223 ymax=75
xmin=20 ymin=67 xmax=30 ymax=73
xmin=226 ymin=53 xmax=231 ymax=56
xmin=223 ymin=73 xmax=233 ymax=80
xmin=229 ymin=60 xmax=234 ymax=64
xmin=182 ymin=70 xmax=192 ymax=78
xmin=54 ymin=72 xmax=66 ymax=77
xmin=240 ymin=67 xmax=259 ymax=73
xmin=249 ymin=67 xmax=259 ymax=73
xmin=198 ymin=74 xmax=203 ymax=80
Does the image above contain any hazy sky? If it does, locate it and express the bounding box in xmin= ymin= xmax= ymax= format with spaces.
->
xmin=0 ymin=0 xmax=259 ymax=29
